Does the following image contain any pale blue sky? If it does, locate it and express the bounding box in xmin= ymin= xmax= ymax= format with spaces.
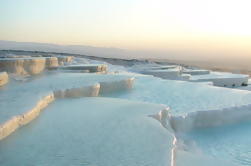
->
xmin=1 ymin=0 xmax=251 ymax=57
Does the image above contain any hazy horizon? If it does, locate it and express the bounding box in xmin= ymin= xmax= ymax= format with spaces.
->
xmin=1 ymin=0 xmax=251 ymax=62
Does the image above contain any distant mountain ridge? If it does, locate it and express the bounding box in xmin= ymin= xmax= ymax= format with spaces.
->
xmin=1 ymin=40 xmax=251 ymax=73
xmin=0 ymin=40 xmax=128 ymax=59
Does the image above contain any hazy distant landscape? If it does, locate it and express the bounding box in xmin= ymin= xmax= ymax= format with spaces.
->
xmin=1 ymin=40 xmax=250 ymax=75
xmin=151 ymin=58 xmax=251 ymax=76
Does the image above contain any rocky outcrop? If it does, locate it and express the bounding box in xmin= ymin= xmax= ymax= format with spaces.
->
xmin=0 ymin=72 xmax=8 ymax=86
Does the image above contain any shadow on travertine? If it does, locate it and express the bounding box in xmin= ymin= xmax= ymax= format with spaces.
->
xmin=0 ymin=55 xmax=73 ymax=87
xmin=0 ymin=72 xmax=8 ymax=86
xmin=0 ymin=56 xmax=108 ymax=76
xmin=0 ymin=57 xmax=60 ymax=75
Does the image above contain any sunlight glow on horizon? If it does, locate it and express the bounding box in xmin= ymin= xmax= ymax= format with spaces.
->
xmin=1 ymin=0 xmax=251 ymax=57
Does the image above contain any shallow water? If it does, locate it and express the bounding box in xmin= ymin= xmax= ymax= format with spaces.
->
xmin=0 ymin=98 xmax=173 ymax=166
xmin=0 ymin=72 xmax=132 ymax=123
xmin=102 ymin=73 xmax=251 ymax=165
xmin=106 ymin=75 xmax=251 ymax=116
xmin=181 ymin=121 xmax=251 ymax=166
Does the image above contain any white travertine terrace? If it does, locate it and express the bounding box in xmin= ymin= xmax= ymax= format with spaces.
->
xmin=58 ymin=64 xmax=108 ymax=73
xmin=169 ymin=104 xmax=251 ymax=132
xmin=0 ymin=94 xmax=55 ymax=140
xmin=131 ymin=64 xmax=250 ymax=88
xmin=0 ymin=98 xmax=174 ymax=166
xmin=142 ymin=69 xmax=182 ymax=80
xmin=0 ymin=72 xmax=8 ymax=86
xmin=0 ymin=73 xmax=135 ymax=140
xmin=180 ymin=73 xmax=191 ymax=80
xmin=131 ymin=65 xmax=190 ymax=80
xmin=190 ymin=72 xmax=249 ymax=87
xmin=0 ymin=57 xmax=46 ymax=75
xmin=99 ymin=77 xmax=134 ymax=94
xmin=182 ymin=69 xmax=210 ymax=75
xmin=45 ymin=57 xmax=59 ymax=68
xmin=0 ymin=83 xmax=100 ymax=140
xmin=0 ymin=56 xmax=73 ymax=75
xmin=110 ymin=75 xmax=251 ymax=128
xmin=1 ymin=54 xmax=251 ymax=166
xmin=57 ymin=56 xmax=74 ymax=65
xmin=53 ymin=83 xmax=100 ymax=98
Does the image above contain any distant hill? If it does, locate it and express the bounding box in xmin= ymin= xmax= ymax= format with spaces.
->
xmin=1 ymin=40 xmax=250 ymax=73
xmin=0 ymin=40 xmax=129 ymax=59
